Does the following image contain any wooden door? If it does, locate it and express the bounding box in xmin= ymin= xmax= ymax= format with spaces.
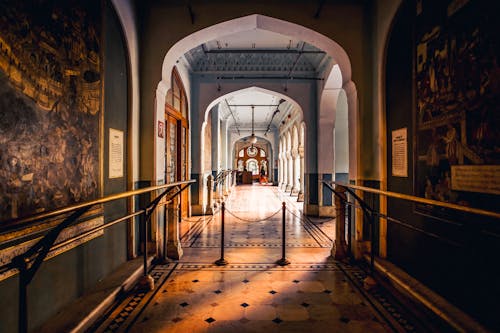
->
xmin=180 ymin=125 xmax=189 ymax=217
xmin=165 ymin=115 xmax=177 ymax=184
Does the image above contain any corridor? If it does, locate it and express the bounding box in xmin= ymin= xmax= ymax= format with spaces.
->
xmin=94 ymin=185 xmax=422 ymax=333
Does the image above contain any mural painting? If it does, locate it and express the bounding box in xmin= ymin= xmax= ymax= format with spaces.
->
xmin=0 ymin=0 xmax=102 ymax=223
xmin=415 ymin=0 xmax=500 ymax=211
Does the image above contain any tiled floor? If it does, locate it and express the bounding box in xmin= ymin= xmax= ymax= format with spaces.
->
xmin=96 ymin=185 xmax=418 ymax=333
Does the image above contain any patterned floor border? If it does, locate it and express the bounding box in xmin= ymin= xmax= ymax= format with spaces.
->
xmin=93 ymin=264 xmax=177 ymax=333
xmin=95 ymin=260 xmax=428 ymax=333
xmin=177 ymin=263 xmax=341 ymax=271
xmin=184 ymin=242 xmax=325 ymax=248
xmin=336 ymin=261 xmax=424 ymax=333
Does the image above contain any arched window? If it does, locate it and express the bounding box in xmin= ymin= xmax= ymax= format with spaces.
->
xmin=167 ymin=69 xmax=188 ymax=116
xmin=246 ymin=159 xmax=259 ymax=175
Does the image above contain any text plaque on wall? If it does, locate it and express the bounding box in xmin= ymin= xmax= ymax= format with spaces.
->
xmin=451 ymin=165 xmax=500 ymax=195
xmin=392 ymin=127 xmax=408 ymax=177
xmin=109 ymin=128 xmax=124 ymax=178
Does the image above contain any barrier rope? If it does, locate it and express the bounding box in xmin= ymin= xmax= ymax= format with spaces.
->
xmin=224 ymin=207 xmax=283 ymax=223
xmin=284 ymin=206 xmax=335 ymax=244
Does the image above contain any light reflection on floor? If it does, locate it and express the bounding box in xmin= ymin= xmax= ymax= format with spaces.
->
xmin=98 ymin=185 xmax=393 ymax=333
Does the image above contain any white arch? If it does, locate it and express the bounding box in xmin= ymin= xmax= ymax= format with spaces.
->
xmin=203 ymin=86 xmax=302 ymax=124
xmin=159 ymin=14 xmax=352 ymax=94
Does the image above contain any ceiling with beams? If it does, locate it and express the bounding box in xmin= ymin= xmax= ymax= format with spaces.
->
xmin=183 ymin=28 xmax=330 ymax=76
xmin=218 ymin=90 xmax=291 ymax=133
xmin=181 ymin=28 xmax=330 ymax=132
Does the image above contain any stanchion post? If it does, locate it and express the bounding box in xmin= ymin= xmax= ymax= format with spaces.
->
xmin=277 ymin=202 xmax=290 ymax=266
xmin=215 ymin=202 xmax=228 ymax=266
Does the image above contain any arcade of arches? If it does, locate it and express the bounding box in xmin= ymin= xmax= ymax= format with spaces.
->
xmin=0 ymin=1 xmax=498 ymax=332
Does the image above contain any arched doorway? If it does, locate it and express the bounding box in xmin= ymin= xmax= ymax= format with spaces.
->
xmin=164 ymin=68 xmax=190 ymax=216
xmin=156 ymin=14 xmax=358 ymax=215
xmin=235 ymin=140 xmax=270 ymax=183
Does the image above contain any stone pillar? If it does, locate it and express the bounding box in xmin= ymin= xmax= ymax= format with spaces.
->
xmin=286 ymin=152 xmax=293 ymax=192
xmin=332 ymin=186 xmax=348 ymax=260
xmin=278 ymin=152 xmax=283 ymax=187
xmin=205 ymin=175 xmax=214 ymax=215
xmin=297 ymin=147 xmax=305 ymax=202
xmin=282 ymin=153 xmax=288 ymax=190
xmin=291 ymin=149 xmax=300 ymax=196
xmin=223 ymin=171 xmax=229 ymax=196
xmin=167 ymin=191 xmax=183 ymax=260
xmin=225 ymin=171 xmax=231 ymax=194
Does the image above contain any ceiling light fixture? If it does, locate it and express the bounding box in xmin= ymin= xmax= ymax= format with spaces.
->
xmin=264 ymin=99 xmax=286 ymax=136
xmin=249 ymin=105 xmax=257 ymax=145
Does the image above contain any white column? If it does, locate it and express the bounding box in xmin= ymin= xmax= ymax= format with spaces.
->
xmin=298 ymin=147 xmax=305 ymax=202
xmin=221 ymin=119 xmax=228 ymax=169
xmin=292 ymin=149 xmax=300 ymax=196
xmin=286 ymin=151 xmax=293 ymax=192
xmin=282 ymin=153 xmax=288 ymax=190
xmin=278 ymin=152 xmax=283 ymax=186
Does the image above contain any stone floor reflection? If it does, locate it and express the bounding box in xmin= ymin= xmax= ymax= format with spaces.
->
xmin=96 ymin=185 xmax=409 ymax=333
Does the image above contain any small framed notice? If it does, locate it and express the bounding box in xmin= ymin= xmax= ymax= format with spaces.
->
xmin=109 ymin=128 xmax=124 ymax=179
xmin=158 ymin=120 xmax=164 ymax=138
xmin=392 ymin=127 xmax=408 ymax=177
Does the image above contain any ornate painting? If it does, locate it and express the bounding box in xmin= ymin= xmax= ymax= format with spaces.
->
xmin=415 ymin=0 xmax=500 ymax=212
xmin=0 ymin=0 xmax=102 ymax=223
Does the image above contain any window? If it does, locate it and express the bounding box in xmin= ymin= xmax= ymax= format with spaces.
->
xmin=166 ymin=69 xmax=187 ymax=115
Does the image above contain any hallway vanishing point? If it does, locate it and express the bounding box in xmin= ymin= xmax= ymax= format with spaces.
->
xmin=94 ymin=185 xmax=426 ymax=333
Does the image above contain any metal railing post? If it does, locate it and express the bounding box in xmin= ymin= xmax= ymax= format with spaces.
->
xmin=215 ymin=202 xmax=228 ymax=266
xmin=347 ymin=203 xmax=352 ymax=258
xmin=159 ymin=202 xmax=169 ymax=264
xmin=143 ymin=213 xmax=148 ymax=275
xmin=19 ymin=261 xmax=28 ymax=333
xmin=137 ymin=210 xmax=154 ymax=290
xmin=277 ymin=202 xmax=290 ymax=266
xmin=370 ymin=213 xmax=375 ymax=275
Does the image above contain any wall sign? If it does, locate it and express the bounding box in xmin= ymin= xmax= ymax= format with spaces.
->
xmin=109 ymin=128 xmax=124 ymax=178
xmin=392 ymin=128 xmax=408 ymax=177
xmin=158 ymin=120 xmax=164 ymax=138
xmin=451 ymin=165 xmax=500 ymax=195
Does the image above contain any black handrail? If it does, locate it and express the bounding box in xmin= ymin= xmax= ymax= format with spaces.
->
xmin=321 ymin=180 xmax=500 ymax=276
xmin=213 ymin=170 xmax=232 ymax=193
xmin=2 ymin=179 xmax=195 ymax=333
xmin=322 ymin=181 xmax=376 ymax=274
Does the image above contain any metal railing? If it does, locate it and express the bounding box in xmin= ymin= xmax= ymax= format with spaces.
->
xmin=0 ymin=179 xmax=195 ymax=333
xmin=212 ymin=170 xmax=234 ymax=205
xmin=322 ymin=180 xmax=500 ymax=275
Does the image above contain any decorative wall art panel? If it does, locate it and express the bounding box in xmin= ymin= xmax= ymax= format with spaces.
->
xmin=0 ymin=0 xmax=102 ymax=224
xmin=415 ymin=0 xmax=499 ymax=212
